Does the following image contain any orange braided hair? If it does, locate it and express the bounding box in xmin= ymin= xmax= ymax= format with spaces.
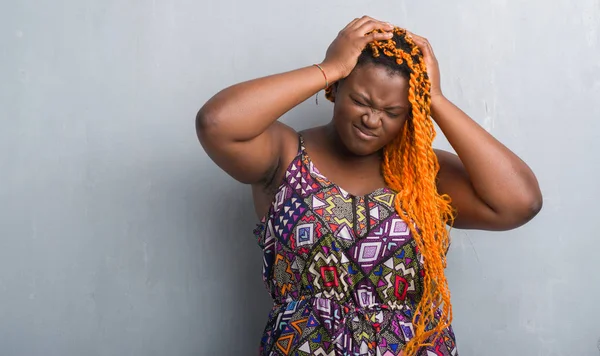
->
xmin=325 ymin=27 xmax=455 ymax=355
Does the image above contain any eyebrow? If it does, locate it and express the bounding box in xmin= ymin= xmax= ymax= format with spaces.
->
xmin=354 ymin=93 xmax=408 ymax=110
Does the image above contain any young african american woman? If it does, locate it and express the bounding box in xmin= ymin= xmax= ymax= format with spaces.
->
xmin=196 ymin=16 xmax=542 ymax=356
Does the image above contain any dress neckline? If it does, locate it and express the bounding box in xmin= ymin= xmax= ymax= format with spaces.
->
xmin=299 ymin=134 xmax=394 ymax=199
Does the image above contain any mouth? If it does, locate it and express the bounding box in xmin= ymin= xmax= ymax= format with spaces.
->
xmin=353 ymin=125 xmax=377 ymax=140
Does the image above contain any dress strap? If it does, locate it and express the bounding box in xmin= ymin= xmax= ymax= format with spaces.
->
xmin=297 ymin=133 xmax=305 ymax=156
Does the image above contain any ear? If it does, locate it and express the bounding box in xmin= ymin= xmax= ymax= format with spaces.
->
xmin=330 ymin=81 xmax=341 ymax=102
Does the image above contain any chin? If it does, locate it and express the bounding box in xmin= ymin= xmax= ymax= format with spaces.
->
xmin=340 ymin=133 xmax=383 ymax=157
xmin=333 ymin=121 xmax=384 ymax=156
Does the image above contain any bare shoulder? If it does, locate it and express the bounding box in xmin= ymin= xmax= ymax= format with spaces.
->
xmin=274 ymin=121 xmax=302 ymax=169
xmin=298 ymin=125 xmax=330 ymax=154
xmin=434 ymin=148 xmax=463 ymax=172
xmin=251 ymin=122 xmax=301 ymax=219
xmin=433 ymin=148 xmax=470 ymax=193
xmin=433 ymin=148 xmax=500 ymax=229
xmin=260 ymin=121 xmax=300 ymax=187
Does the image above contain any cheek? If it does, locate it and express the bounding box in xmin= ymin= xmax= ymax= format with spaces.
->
xmin=335 ymin=101 xmax=361 ymax=116
xmin=382 ymin=117 xmax=408 ymax=140
xmin=333 ymin=103 xmax=362 ymax=129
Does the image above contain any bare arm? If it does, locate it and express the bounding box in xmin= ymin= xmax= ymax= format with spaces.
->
xmin=196 ymin=65 xmax=335 ymax=184
xmin=433 ymin=99 xmax=542 ymax=230
xmin=196 ymin=16 xmax=394 ymax=185
xmin=409 ymin=32 xmax=542 ymax=230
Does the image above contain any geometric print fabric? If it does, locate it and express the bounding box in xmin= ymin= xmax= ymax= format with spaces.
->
xmin=254 ymin=136 xmax=458 ymax=356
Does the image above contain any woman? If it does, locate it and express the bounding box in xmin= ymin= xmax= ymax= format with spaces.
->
xmin=196 ymin=16 xmax=542 ymax=356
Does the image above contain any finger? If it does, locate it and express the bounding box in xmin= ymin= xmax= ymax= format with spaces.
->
xmin=355 ymin=20 xmax=394 ymax=37
xmin=406 ymin=30 xmax=427 ymax=46
xmin=407 ymin=31 xmax=435 ymax=57
xmin=350 ymin=15 xmax=375 ymax=29
xmin=341 ymin=17 xmax=361 ymax=32
xmin=352 ymin=16 xmax=393 ymax=32
xmin=407 ymin=31 xmax=431 ymax=48
xmin=364 ymin=30 xmax=394 ymax=43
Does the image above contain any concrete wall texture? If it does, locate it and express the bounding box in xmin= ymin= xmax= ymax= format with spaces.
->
xmin=1 ymin=0 xmax=599 ymax=355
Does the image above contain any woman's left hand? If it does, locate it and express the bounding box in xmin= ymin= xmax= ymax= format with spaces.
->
xmin=407 ymin=31 xmax=443 ymax=100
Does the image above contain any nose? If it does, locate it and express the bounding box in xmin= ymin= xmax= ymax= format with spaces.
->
xmin=361 ymin=108 xmax=383 ymax=129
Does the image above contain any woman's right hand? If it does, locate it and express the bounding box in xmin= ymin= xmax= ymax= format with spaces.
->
xmin=320 ymin=16 xmax=394 ymax=81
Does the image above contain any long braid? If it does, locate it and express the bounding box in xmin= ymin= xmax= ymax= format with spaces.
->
xmin=325 ymin=27 xmax=455 ymax=355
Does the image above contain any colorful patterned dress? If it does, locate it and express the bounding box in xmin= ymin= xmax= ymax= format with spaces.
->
xmin=253 ymin=136 xmax=458 ymax=356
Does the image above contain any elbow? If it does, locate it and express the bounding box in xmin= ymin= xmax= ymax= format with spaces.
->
xmin=519 ymin=194 xmax=543 ymax=224
xmin=195 ymin=106 xmax=217 ymax=137
xmin=502 ymin=190 xmax=543 ymax=230
xmin=196 ymin=105 xmax=227 ymax=146
xmin=505 ymin=173 xmax=544 ymax=228
xmin=520 ymin=172 xmax=544 ymax=224
xmin=529 ymin=192 xmax=543 ymax=218
xmin=522 ymin=182 xmax=543 ymax=221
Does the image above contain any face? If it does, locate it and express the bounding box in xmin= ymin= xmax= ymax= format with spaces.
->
xmin=331 ymin=63 xmax=411 ymax=156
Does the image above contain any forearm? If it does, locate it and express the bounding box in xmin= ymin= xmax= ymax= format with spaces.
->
xmin=197 ymin=63 xmax=339 ymax=142
xmin=431 ymin=95 xmax=542 ymax=215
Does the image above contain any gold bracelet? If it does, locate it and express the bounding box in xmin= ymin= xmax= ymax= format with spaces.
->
xmin=313 ymin=64 xmax=329 ymax=89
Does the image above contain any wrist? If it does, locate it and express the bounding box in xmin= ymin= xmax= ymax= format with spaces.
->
xmin=430 ymin=93 xmax=448 ymax=118
xmin=317 ymin=61 xmax=344 ymax=84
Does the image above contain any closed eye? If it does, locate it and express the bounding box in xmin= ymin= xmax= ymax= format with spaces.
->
xmin=352 ymin=95 xmax=404 ymax=118
xmin=351 ymin=98 xmax=367 ymax=107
